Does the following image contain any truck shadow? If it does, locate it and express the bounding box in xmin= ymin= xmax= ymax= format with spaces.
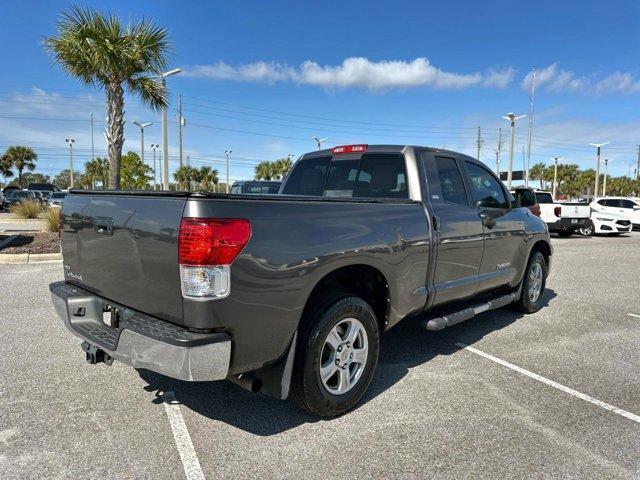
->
xmin=138 ymin=289 xmax=557 ymax=436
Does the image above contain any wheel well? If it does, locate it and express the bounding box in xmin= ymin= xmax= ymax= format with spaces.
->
xmin=302 ymin=265 xmax=390 ymax=330
xmin=531 ymin=240 xmax=551 ymax=265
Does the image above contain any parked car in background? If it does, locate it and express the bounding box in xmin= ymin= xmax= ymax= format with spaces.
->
xmin=51 ymin=145 xmax=552 ymax=417
xmin=2 ymin=185 xmax=20 ymax=198
xmin=28 ymin=183 xmax=60 ymax=194
xmin=534 ymin=190 xmax=590 ymax=237
xmin=590 ymin=197 xmax=640 ymax=230
xmin=510 ymin=187 xmax=541 ymax=217
xmin=6 ymin=190 xmax=40 ymax=206
xmin=48 ymin=191 xmax=67 ymax=207
xmin=0 ymin=191 xmax=7 ymax=210
xmin=230 ymin=180 xmax=282 ymax=194
xmin=579 ymin=211 xmax=632 ymax=236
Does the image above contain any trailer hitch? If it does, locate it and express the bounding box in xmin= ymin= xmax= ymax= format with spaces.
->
xmin=81 ymin=341 xmax=114 ymax=366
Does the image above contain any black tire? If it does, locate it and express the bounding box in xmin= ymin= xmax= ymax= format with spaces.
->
xmin=556 ymin=230 xmax=573 ymax=237
xmin=291 ymin=295 xmax=380 ymax=417
xmin=512 ymin=251 xmax=548 ymax=313
xmin=579 ymin=221 xmax=594 ymax=236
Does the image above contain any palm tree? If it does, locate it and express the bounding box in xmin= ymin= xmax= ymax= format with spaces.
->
xmin=173 ymin=166 xmax=201 ymax=190
xmin=44 ymin=7 xmax=170 ymax=189
xmin=528 ymin=163 xmax=547 ymax=190
xmin=2 ymin=146 xmax=37 ymax=188
xmin=255 ymin=161 xmax=275 ymax=180
xmin=0 ymin=154 xmax=14 ymax=179
xmin=273 ymin=158 xmax=293 ymax=179
xmin=85 ymin=157 xmax=109 ymax=188
xmin=198 ymin=166 xmax=219 ymax=191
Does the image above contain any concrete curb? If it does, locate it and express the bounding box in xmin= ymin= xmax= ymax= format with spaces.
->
xmin=0 ymin=218 xmax=45 ymax=223
xmin=0 ymin=252 xmax=62 ymax=264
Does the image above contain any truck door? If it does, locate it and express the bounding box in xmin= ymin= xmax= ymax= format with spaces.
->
xmin=461 ymin=160 xmax=526 ymax=292
xmin=421 ymin=152 xmax=484 ymax=305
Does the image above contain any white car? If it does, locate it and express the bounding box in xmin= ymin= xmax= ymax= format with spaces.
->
xmin=579 ymin=211 xmax=632 ymax=236
xmin=590 ymin=197 xmax=640 ymax=230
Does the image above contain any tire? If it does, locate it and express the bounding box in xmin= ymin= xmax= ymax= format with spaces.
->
xmin=513 ymin=251 xmax=548 ymax=313
xmin=291 ymin=295 xmax=380 ymax=417
xmin=579 ymin=221 xmax=594 ymax=236
xmin=557 ymin=230 xmax=573 ymax=237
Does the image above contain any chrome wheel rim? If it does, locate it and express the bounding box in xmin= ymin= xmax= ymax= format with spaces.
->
xmin=580 ymin=225 xmax=593 ymax=236
xmin=319 ymin=318 xmax=368 ymax=395
xmin=528 ymin=262 xmax=543 ymax=303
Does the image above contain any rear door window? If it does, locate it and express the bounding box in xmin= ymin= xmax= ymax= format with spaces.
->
xmin=427 ymin=156 xmax=468 ymax=205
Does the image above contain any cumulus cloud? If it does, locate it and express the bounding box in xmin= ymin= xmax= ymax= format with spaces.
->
xmin=185 ymin=57 xmax=515 ymax=91
xmin=522 ymin=63 xmax=640 ymax=94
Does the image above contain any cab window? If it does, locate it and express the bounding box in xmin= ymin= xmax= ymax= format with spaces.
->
xmin=465 ymin=161 xmax=508 ymax=209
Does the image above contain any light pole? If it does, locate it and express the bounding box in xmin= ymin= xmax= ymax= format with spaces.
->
xmin=160 ymin=68 xmax=181 ymax=189
xmin=132 ymin=121 xmax=152 ymax=166
xmin=628 ymin=160 xmax=636 ymax=179
xmin=312 ymin=136 xmax=327 ymax=150
xmin=178 ymin=94 xmax=185 ymax=168
xmin=150 ymin=143 xmax=159 ymax=190
xmin=90 ymin=113 xmax=95 ymax=163
xmin=224 ymin=149 xmax=232 ymax=193
xmin=502 ymin=113 xmax=526 ymax=188
xmin=603 ymin=158 xmax=610 ymax=196
xmin=65 ymin=138 xmax=75 ymax=188
xmin=551 ymin=157 xmax=564 ymax=200
xmin=526 ymin=68 xmax=536 ymax=187
xmin=589 ymin=142 xmax=609 ymax=197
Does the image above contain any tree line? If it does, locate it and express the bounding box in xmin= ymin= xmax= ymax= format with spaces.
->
xmin=254 ymin=158 xmax=293 ymax=180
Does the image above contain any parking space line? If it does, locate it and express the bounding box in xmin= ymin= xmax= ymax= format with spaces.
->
xmin=455 ymin=343 xmax=640 ymax=425
xmin=627 ymin=313 xmax=640 ymax=319
xmin=163 ymin=391 xmax=206 ymax=480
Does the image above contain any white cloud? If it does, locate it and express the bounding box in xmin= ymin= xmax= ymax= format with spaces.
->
xmin=185 ymin=57 xmax=515 ymax=91
xmin=522 ymin=63 xmax=640 ymax=95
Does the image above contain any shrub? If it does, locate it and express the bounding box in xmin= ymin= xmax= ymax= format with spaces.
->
xmin=43 ymin=207 xmax=60 ymax=233
xmin=9 ymin=199 xmax=42 ymax=219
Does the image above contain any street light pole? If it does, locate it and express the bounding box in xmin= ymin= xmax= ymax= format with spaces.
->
xmin=589 ymin=142 xmax=609 ymax=197
xmin=312 ymin=136 xmax=327 ymax=150
xmin=526 ymin=68 xmax=536 ymax=187
xmin=160 ymin=68 xmax=181 ymax=189
xmin=132 ymin=121 xmax=152 ymax=166
xmin=551 ymin=156 xmax=564 ymax=200
xmin=150 ymin=143 xmax=159 ymax=190
xmin=603 ymin=158 xmax=610 ymax=196
xmin=224 ymin=149 xmax=232 ymax=193
xmin=65 ymin=138 xmax=75 ymax=188
xmin=178 ymin=94 xmax=185 ymax=169
xmin=502 ymin=113 xmax=526 ymax=189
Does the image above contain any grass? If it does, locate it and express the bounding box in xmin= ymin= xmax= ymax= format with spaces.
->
xmin=9 ymin=199 xmax=42 ymax=219
xmin=43 ymin=208 xmax=60 ymax=233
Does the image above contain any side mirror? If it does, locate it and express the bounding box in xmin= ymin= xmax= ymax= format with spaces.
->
xmin=633 ymin=205 xmax=640 ymax=211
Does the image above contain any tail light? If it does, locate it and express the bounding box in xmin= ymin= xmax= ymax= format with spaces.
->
xmin=554 ymin=206 xmax=561 ymax=217
xmin=178 ymin=218 xmax=251 ymax=299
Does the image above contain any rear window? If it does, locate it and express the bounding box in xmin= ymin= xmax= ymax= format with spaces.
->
xmin=535 ymin=192 xmax=554 ymax=204
xmin=282 ymin=153 xmax=407 ymax=198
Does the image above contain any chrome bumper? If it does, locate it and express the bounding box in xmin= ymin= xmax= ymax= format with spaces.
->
xmin=50 ymin=282 xmax=231 ymax=382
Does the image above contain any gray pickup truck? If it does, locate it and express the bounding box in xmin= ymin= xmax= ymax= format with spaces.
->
xmin=50 ymin=144 xmax=552 ymax=417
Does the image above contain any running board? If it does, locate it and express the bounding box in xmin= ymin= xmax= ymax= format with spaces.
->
xmin=422 ymin=292 xmax=517 ymax=331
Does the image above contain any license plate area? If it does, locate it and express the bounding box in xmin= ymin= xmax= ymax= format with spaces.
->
xmin=571 ymin=219 xmax=578 ymax=224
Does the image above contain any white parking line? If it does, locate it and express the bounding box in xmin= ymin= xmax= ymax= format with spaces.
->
xmin=627 ymin=313 xmax=640 ymax=319
xmin=163 ymin=391 xmax=206 ymax=480
xmin=455 ymin=343 xmax=640 ymax=425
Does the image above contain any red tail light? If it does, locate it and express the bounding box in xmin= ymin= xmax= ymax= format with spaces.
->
xmin=554 ymin=206 xmax=561 ymax=217
xmin=179 ymin=218 xmax=251 ymax=266
xmin=332 ymin=144 xmax=368 ymax=154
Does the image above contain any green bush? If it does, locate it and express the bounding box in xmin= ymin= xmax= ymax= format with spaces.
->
xmin=9 ymin=199 xmax=42 ymax=219
xmin=43 ymin=207 xmax=60 ymax=233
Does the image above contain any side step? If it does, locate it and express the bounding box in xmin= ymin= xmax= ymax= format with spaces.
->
xmin=422 ymin=292 xmax=517 ymax=331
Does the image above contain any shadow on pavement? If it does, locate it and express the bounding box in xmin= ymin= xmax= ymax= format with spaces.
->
xmin=138 ymin=288 xmax=557 ymax=436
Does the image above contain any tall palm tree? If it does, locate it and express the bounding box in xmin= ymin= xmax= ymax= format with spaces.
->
xmin=0 ymin=154 xmax=14 ymax=179
xmin=173 ymin=166 xmax=201 ymax=190
xmin=255 ymin=161 xmax=275 ymax=180
xmin=528 ymin=163 xmax=547 ymax=190
xmin=44 ymin=7 xmax=170 ymax=189
xmin=2 ymin=146 xmax=37 ymax=188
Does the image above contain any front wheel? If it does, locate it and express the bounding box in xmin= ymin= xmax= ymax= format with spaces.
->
xmin=579 ymin=221 xmax=594 ymax=236
xmin=291 ymin=296 xmax=380 ymax=417
xmin=513 ymin=251 xmax=548 ymax=313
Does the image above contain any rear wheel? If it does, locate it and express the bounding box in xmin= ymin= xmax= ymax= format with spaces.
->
xmin=291 ymin=295 xmax=380 ymax=417
xmin=513 ymin=251 xmax=547 ymax=313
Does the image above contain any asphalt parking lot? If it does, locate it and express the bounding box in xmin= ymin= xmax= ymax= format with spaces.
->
xmin=1 ymin=233 xmax=639 ymax=479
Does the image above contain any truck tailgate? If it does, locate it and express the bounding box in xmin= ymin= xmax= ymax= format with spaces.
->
xmin=560 ymin=203 xmax=590 ymax=218
xmin=60 ymin=193 xmax=187 ymax=324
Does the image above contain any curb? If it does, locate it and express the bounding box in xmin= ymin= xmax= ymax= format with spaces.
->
xmin=0 ymin=218 xmax=46 ymax=223
xmin=0 ymin=252 xmax=62 ymax=264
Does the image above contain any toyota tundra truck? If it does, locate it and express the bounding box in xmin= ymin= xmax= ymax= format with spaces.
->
xmin=50 ymin=145 xmax=552 ymax=417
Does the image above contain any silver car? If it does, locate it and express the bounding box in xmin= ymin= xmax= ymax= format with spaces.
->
xmin=48 ymin=191 xmax=67 ymax=207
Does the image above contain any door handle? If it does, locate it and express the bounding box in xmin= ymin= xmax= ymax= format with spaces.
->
xmin=479 ymin=212 xmax=496 ymax=229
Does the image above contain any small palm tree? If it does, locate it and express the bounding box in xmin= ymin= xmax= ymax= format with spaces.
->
xmin=198 ymin=166 xmax=219 ymax=191
xmin=528 ymin=163 xmax=547 ymax=190
xmin=174 ymin=166 xmax=201 ymax=190
xmin=2 ymin=146 xmax=37 ymax=188
xmin=85 ymin=158 xmax=110 ymax=188
xmin=255 ymin=161 xmax=275 ymax=180
xmin=44 ymin=7 xmax=170 ymax=189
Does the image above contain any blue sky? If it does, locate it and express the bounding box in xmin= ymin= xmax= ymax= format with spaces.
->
xmin=1 ymin=0 xmax=640 ymax=183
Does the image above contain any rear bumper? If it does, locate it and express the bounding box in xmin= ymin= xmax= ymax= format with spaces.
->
xmin=548 ymin=217 xmax=589 ymax=231
xmin=49 ymin=281 xmax=231 ymax=382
